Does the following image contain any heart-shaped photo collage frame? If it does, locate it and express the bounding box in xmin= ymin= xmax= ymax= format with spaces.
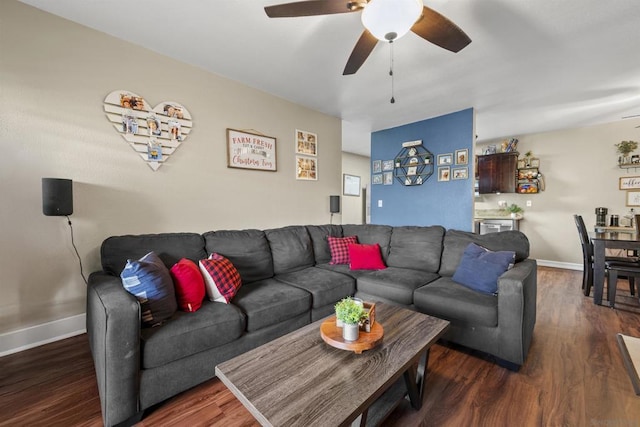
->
xmin=103 ymin=90 xmax=193 ymax=170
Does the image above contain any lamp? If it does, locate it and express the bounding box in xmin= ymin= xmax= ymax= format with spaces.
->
xmin=361 ymin=0 xmax=423 ymax=42
xmin=42 ymin=178 xmax=73 ymax=216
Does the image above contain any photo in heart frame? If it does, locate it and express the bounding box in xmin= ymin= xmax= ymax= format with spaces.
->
xmin=103 ymin=90 xmax=193 ymax=170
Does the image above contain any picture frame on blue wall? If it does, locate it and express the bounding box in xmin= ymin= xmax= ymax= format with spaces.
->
xmin=438 ymin=166 xmax=450 ymax=182
xmin=372 ymin=174 xmax=383 ymax=185
xmin=455 ymin=149 xmax=469 ymax=165
xmin=452 ymin=167 xmax=468 ymax=180
xmin=437 ymin=153 xmax=453 ymax=165
xmin=382 ymin=160 xmax=394 ymax=171
xmin=383 ymin=171 xmax=393 ymax=185
xmin=372 ymin=160 xmax=382 ymax=173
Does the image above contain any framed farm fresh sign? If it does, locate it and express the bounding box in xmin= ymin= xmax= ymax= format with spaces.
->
xmin=227 ymin=128 xmax=277 ymax=171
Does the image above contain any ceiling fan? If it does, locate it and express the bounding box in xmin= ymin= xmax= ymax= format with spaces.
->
xmin=264 ymin=0 xmax=471 ymax=75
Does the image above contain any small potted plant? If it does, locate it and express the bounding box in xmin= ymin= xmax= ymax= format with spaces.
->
xmin=505 ymin=203 xmax=524 ymax=218
xmin=335 ymin=297 xmax=368 ymax=341
xmin=615 ymin=140 xmax=639 ymax=164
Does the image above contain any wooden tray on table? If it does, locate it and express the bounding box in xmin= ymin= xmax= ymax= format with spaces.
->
xmin=320 ymin=316 xmax=383 ymax=354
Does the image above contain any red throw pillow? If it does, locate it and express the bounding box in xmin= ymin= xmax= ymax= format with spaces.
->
xmin=170 ymin=258 xmax=205 ymax=312
xmin=348 ymin=243 xmax=387 ymax=270
xmin=328 ymin=235 xmax=359 ymax=265
xmin=199 ymin=253 xmax=242 ymax=303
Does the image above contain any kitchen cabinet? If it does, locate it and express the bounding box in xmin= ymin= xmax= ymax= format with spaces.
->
xmin=477 ymin=152 xmax=518 ymax=194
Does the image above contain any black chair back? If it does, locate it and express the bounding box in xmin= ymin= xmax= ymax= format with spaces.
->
xmin=574 ymin=214 xmax=593 ymax=295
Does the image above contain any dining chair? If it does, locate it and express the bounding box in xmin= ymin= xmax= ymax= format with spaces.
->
xmin=608 ymin=263 xmax=640 ymax=308
xmin=573 ymin=214 xmax=638 ymax=297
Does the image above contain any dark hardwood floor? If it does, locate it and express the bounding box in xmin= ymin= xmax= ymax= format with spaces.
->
xmin=1 ymin=266 xmax=639 ymax=427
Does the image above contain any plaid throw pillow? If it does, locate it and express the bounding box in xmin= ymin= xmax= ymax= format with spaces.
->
xmin=199 ymin=253 xmax=242 ymax=303
xmin=328 ymin=235 xmax=358 ymax=265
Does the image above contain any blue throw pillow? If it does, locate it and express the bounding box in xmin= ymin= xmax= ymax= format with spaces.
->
xmin=452 ymin=243 xmax=515 ymax=295
xmin=121 ymin=251 xmax=177 ymax=327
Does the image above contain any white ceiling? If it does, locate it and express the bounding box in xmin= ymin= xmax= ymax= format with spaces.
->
xmin=19 ymin=0 xmax=640 ymax=156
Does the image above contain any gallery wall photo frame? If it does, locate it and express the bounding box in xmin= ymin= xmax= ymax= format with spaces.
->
xmin=227 ymin=128 xmax=277 ymax=171
xmin=455 ymin=149 xmax=469 ymax=165
xmin=452 ymin=167 xmax=468 ymax=180
xmin=343 ymin=174 xmax=361 ymax=196
xmin=372 ymin=160 xmax=382 ymax=174
xmin=295 ymin=129 xmax=317 ymax=156
xmin=627 ymin=190 xmax=640 ymax=207
xmin=295 ymin=156 xmax=317 ymax=180
xmin=437 ymin=153 xmax=453 ymax=166
xmin=438 ymin=166 xmax=451 ymax=182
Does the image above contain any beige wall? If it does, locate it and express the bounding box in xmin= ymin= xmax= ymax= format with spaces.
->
xmin=341 ymin=152 xmax=371 ymax=225
xmin=0 ymin=1 xmax=342 ymax=334
xmin=476 ymin=118 xmax=640 ymax=265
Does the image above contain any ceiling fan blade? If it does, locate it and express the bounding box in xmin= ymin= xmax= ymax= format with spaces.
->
xmin=411 ymin=6 xmax=471 ymax=53
xmin=343 ymin=30 xmax=378 ymax=75
xmin=265 ymin=0 xmax=359 ymax=18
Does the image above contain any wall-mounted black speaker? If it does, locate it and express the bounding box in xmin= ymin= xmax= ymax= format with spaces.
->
xmin=329 ymin=195 xmax=340 ymax=214
xmin=42 ymin=178 xmax=73 ymax=216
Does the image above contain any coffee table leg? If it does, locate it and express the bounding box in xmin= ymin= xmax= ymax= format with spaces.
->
xmin=404 ymin=349 xmax=430 ymax=410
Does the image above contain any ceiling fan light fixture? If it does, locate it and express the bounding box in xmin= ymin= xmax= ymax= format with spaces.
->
xmin=361 ymin=0 xmax=423 ymax=42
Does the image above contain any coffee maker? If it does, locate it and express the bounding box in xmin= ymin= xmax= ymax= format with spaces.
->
xmin=595 ymin=207 xmax=608 ymax=227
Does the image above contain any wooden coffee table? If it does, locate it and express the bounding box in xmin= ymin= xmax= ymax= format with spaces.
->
xmin=215 ymin=302 xmax=449 ymax=427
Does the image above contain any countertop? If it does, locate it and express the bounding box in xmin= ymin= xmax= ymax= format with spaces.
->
xmin=475 ymin=209 xmax=523 ymax=220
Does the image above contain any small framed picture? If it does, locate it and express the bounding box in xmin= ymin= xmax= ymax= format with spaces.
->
xmin=382 ymin=160 xmax=394 ymax=171
xmin=530 ymin=158 xmax=540 ymax=168
xmin=437 ymin=153 xmax=453 ymax=166
xmin=383 ymin=171 xmax=393 ymax=185
xmin=627 ymin=190 xmax=640 ymax=207
xmin=452 ymin=167 xmax=468 ymax=180
xmin=295 ymin=129 xmax=317 ymax=156
xmin=343 ymin=174 xmax=361 ymax=196
xmin=296 ymin=156 xmax=317 ymax=180
xmin=372 ymin=160 xmax=382 ymax=173
xmin=438 ymin=166 xmax=450 ymax=182
xmin=372 ymin=174 xmax=383 ymax=185
xmin=455 ymin=149 xmax=468 ymax=165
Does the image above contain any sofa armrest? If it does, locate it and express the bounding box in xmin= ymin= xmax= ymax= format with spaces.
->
xmin=495 ymin=259 xmax=537 ymax=365
xmin=86 ymin=271 xmax=141 ymax=427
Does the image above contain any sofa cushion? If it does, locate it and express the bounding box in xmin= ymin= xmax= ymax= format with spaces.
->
xmin=452 ymin=243 xmax=515 ymax=295
xmin=120 ymin=251 xmax=177 ymax=327
xmin=355 ymin=267 xmax=439 ymax=306
xmin=232 ymin=278 xmax=311 ymax=332
xmin=169 ymin=258 xmax=205 ymax=312
xmin=328 ymin=235 xmax=358 ymax=265
xmin=306 ymin=225 xmax=343 ymax=264
xmin=386 ymin=226 xmax=445 ymax=273
xmin=315 ymin=263 xmax=372 ymax=279
xmin=199 ymin=254 xmax=242 ymax=303
xmin=439 ymin=230 xmax=529 ymax=277
xmin=265 ymin=226 xmax=315 ymax=274
xmin=140 ymin=300 xmax=246 ymax=369
xmin=349 ymin=243 xmax=387 ymax=270
xmin=102 ymin=233 xmax=207 ymax=275
xmin=203 ymin=229 xmax=274 ymax=283
xmin=342 ymin=224 xmax=393 ymax=262
xmin=275 ymin=266 xmax=355 ymax=308
xmin=413 ymin=277 xmax=498 ymax=327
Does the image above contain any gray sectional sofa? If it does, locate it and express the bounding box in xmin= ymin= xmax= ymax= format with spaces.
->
xmin=86 ymin=224 xmax=537 ymax=427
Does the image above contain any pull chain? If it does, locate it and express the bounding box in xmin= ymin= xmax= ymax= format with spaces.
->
xmin=389 ymin=40 xmax=395 ymax=104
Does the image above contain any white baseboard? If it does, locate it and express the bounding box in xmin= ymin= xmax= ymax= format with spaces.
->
xmin=537 ymin=259 xmax=582 ymax=271
xmin=0 ymin=313 xmax=86 ymax=358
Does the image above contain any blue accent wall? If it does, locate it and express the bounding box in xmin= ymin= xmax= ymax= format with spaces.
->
xmin=370 ymin=108 xmax=475 ymax=231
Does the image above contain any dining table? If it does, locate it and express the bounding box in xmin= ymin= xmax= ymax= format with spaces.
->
xmin=591 ymin=228 xmax=640 ymax=305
